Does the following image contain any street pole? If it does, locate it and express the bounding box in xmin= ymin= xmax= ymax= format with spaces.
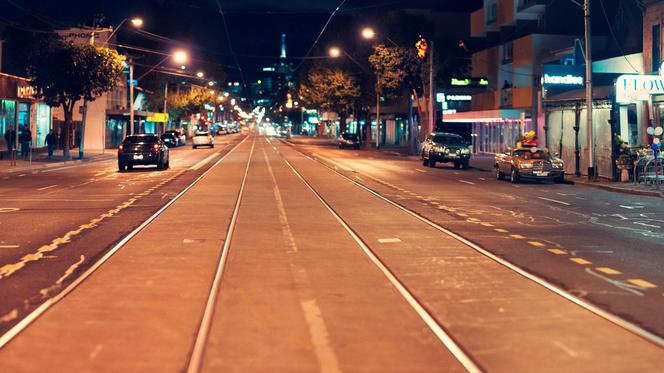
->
xmin=163 ymin=81 xmax=169 ymax=129
xmin=584 ymin=0 xmax=594 ymax=179
xmin=79 ymin=31 xmax=95 ymax=159
xmin=129 ymin=58 xmax=135 ymax=136
xmin=428 ymin=41 xmax=435 ymax=135
xmin=376 ymin=93 xmax=380 ymax=149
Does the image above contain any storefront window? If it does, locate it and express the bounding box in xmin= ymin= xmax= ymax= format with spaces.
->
xmin=106 ymin=118 xmax=126 ymax=149
xmin=35 ymin=104 xmax=51 ymax=147
xmin=0 ymin=100 xmax=16 ymax=137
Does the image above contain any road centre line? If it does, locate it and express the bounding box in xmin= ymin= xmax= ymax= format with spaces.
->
xmin=537 ymin=197 xmax=571 ymax=206
xmin=634 ymin=222 xmax=661 ymax=228
xmin=458 ymin=180 xmax=475 ymax=185
xmin=619 ymin=205 xmax=645 ymax=210
xmin=378 ymin=238 xmax=402 ymax=243
xmin=189 ymin=152 xmax=221 ymax=171
xmin=0 ymin=245 xmax=19 ymax=249
xmin=415 ymin=169 xmax=427 ymax=173
xmin=37 ymin=185 xmax=58 ymax=191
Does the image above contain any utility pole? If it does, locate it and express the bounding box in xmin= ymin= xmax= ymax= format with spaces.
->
xmin=584 ymin=0 xmax=594 ymax=179
xmin=376 ymin=93 xmax=380 ymax=149
xmin=129 ymin=58 xmax=135 ymax=136
xmin=79 ymin=31 xmax=95 ymax=159
xmin=428 ymin=41 xmax=435 ymax=135
xmin=163 ymin=81 xmax=169 ymax=129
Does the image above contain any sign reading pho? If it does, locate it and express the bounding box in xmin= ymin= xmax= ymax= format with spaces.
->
xmin=616 ymin=74 xmax=664 ymax=104
xmin=542 ymin=65 xmax=584 ymax=88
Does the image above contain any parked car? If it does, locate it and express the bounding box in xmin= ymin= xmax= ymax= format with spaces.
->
xmin=164 ymin=129 xmax=185 ymax=146
xmin=495 ymin=147 xmax=565 ymax=183
xmin=192 ymin=131 xmax=214 ymax=149
xmin=160 ymin=133 xmax=178 ymax=148
xmin=421 ymin=132 xmax=471 ymax=169
xmin=338 ymin=132 xmax=360 ymax=149
xmin=118 ymin=134 xmax=169 ymax=171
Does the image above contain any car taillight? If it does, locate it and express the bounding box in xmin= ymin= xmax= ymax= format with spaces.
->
xmin=152 ymin=143 xmax=160 ymax=152
xmin=118 ymin=144 xmax=123 ymax=154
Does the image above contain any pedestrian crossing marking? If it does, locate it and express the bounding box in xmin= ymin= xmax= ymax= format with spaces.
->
xmin=570 ymin=258 xmax=592 ymax=265
xmin=627 ymin=279 xmax=657 ymax=289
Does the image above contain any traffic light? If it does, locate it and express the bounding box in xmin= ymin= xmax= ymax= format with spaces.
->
xmin=416 ymin=36 xmax=429 ymax=59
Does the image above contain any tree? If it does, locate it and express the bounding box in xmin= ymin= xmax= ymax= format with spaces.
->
xmin=298 ymin=67 xmax=360 ymax=133
xmin=28 ymin=40 xmax=125 ymax=159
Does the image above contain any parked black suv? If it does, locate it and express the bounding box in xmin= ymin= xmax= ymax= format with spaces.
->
xmin=421 ymin=132 xmax=471 ymax=169
xmin=118 ymin=134 xmax=170 ymax=171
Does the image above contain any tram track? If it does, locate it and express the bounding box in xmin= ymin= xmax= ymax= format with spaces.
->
xmin=278 ymin=138 xmax=664 ymax=351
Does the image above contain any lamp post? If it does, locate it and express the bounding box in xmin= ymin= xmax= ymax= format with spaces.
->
xmin=584 ymin=0 xmax=595 ymax=180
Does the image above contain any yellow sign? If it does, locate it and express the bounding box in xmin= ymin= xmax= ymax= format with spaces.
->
xmin=147 ymin=113 xmax=169 ymax=122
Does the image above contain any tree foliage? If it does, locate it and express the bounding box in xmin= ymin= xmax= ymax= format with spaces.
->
xmin=27 ymin=40 xmax=125 ymax=158
xmin=368 ymin=44 xmax=423 ymax=99
xmin=298 ymin=67 xmax=360 ymax=118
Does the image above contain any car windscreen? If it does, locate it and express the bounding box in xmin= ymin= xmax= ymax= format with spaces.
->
xmin=194 ymin=132 xmax=209 ymax=137
xmin=433 ymin=135 xmax=465 ymax=146
xmin=124 ymin=136 xmax=159 ymax=144
xmin=515 ymin=150 xmax=549 ymax=160
xmin=341 ymin=133 xmax=357 ymax=140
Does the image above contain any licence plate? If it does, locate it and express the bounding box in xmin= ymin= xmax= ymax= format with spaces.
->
xmin=133 ymin=154 xmax=144 ymax=160
xmin=534 ymin=171 xmax=549 ymax=176
xmin=448 ymin=154 xmax=457 ymax=158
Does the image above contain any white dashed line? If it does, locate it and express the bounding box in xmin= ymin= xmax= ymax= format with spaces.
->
xmin=459 ymin=180 xmax=475 ymax=185
xmin=37 ymin=184 xmax=58 ymax=191
xmin=537 ymin=197 xmax=570 ymax=206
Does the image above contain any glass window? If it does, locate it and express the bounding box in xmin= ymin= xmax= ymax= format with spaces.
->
xmin=653 ymin=24 xmax=661 ymax=72
xmin=35 ymin=104 xmax=51 ymax=147
xmin=0 ymin=100 xmax=16 ymax=137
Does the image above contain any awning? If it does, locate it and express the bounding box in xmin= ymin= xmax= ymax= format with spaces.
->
xmin=544 ymin=85 xmax=613 ymax=103
xmin=442 ymin=109 xmax=526 ymax=123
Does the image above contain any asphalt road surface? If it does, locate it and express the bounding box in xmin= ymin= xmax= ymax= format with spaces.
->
xmin=0 ymin=133 xmax=662 ymax=372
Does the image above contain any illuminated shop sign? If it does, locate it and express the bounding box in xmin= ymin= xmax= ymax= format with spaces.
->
xmin=616 ymin=74 xmax=664 ymax=103
xmin=451 ymin=77 xmax=488 ymax=87
xmin=542 ymin=65 xmax=584 ymax=87
xmin=436 ymin=93 xmax=472 ymax=103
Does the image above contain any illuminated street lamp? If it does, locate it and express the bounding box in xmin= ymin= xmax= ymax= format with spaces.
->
xmin=173 ymin=50 xmax=189 ymax=65
xmin=196 ymin=71 xmax=205 ymax=78
xmin=361 ymin=27 xmax=375 ymax=40
xmin=130 ymin=17 xmax=144 ymax=27
xmin=329 ymin=47 xmax=341 ymax=58
xmin=103 ymin=17 xmax=143 ymax=45
xmin=208 ymin=81 xmax=215 ymax=86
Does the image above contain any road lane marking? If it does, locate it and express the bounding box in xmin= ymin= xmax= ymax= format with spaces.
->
xmin=0 ymin=245 xmax=19 ymax=249
xmin=509 ymin=234 xmax=526 ymax=239
xmin=528 ymin=241 xmax=546 ymax=247
xmin=634 ymin=222 xmax=661 ymax=229
xmin=415 ymin=169 xmax=427 ymax=173
xmin=0 ymin=208 xmax=20 ymax=213
xmin=189 ymin=152 xmax=220 ymax=170
xmin=377 ymin=238 xmax=402 ymax=243
xmin=570 ymin=258 xmax=592 ymax=265
xmin=628 ymin=279 xmax=657 ymax=289
xmin=459 ymin=180 xmax=475 ymax=185
xmin=596 ymin=267 xmax=621 ymax=275
xmin=548 ymin=249 xmax=568 ymax=255
xmin=480 ymin=222 xmax=494 ymax=227
xmin=494 ymin=228 xmax=509 ymax=233
xmin=478 ymin=177 xmax=486 ymax=181
xmin=37 ymin=184 xmax=58 ymax=191
xmin=40 ymin=165 xmax=78 ymax=173
xmin=619 ymin=205 xmax=644 ymax=209
xmin=537 ymin=197 xmax=570 ymax=206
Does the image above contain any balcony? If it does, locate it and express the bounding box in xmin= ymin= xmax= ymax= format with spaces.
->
xmin=517 ymin=0 xmax=546 ymax=13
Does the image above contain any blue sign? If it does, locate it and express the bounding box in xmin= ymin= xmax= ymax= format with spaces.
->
xmin=127 ymin=79 xmax=138 ymax=86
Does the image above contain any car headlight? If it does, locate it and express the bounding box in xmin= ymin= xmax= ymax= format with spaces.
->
xmin=552 ymin=162 xmax=563 ymax=168
xmin=519 ymin=163 xmax=533 ymax=169
xmin=460 ymin=148 xmax=471 ymax=154
xmin=435 ymin=146 xmax=445 ymax=152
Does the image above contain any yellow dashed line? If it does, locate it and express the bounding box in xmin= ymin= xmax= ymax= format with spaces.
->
xmin=480 ymin=222 xmax=494 ymax=227
xmin=494 ymin=228 xmax=509 ymax=233
xmin=570 ymin=258 xmax=592 ymax=265
xmin=548 ymin=249 xmax=568 ymax=255
xmin=596 ymin=267 xmax=621 ymax=275
xmin=628 ymin=279 xmax=657 ymax=289
xmin=457 ymin=213 xmax=468 ymax=217
xmin=510 ymin=234 xmax=526 ymax=239
xmin=528 ymin=241 xmax=545 ymax=247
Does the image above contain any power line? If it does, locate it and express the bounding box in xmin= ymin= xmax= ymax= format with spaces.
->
xmin=216 ymin=0 xmax=248 ymax=97
xmin=597 ymin=0 xmax=640 ymax=73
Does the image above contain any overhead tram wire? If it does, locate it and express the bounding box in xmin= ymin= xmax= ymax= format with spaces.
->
xmin=216 ymin=0 xmax=248 ymax=97
xmin=597 ymin=0 xmax=640 ymax=73
xmin=293 ymin=0 xmax=348 ymax=74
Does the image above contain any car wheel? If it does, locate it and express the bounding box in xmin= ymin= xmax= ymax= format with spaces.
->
xmin=211 ymin=144 xmax=215 ymax=148
xmin=453 ymin=162 xmax=460 ymax=169
xmin=510 ymin=168 xmax=520 ymax=184
xmin=461 ymin=160 xmax=470 ymax=170
xmin=127 ymin=164 xmax=133 ymax=171
xmin=428 ymin=159 xmax=436 ymax=168
xmin=193 ymin=145 xmax=197 ymax=149
xmin=118 ymin=161 xmax=125 ymax=172
xmin=555 ymin=175 xmax=565 ymax=183
xmin=496 ymin=168 xmax=503 ymax=180
xmin=355 ymin=145 xmax=360 ymax=150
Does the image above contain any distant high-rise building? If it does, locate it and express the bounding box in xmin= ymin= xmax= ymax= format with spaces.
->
xmin=251 ymin=34 xmax=294 ymax=108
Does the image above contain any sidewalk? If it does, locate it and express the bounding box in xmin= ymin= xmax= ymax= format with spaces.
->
xmin=469 ymin=153 xmax=664 ymax=199
xmin=0 ymin=149 xmax=114 ymax=174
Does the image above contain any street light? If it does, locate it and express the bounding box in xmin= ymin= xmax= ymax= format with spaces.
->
xmin=103 ymin=17 xmax=143 ymax=45
xmin=173 ymin=50 xmax=189 ymax=65
xmin=329 ymin=47 xmax=341 ymax=58
xmin=130 ymin=17 xmax=144 ymax=27
xmin=196 ymin=71 xmax=205 ymax=78
xmin=208 ymin=81 xmax=215 ymax=86
xmin=361 ymin=27 xmax=376 ymax=40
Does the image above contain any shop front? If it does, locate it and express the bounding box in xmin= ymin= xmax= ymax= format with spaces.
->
xmin=443 ymin=109 xmax=531 ymax=154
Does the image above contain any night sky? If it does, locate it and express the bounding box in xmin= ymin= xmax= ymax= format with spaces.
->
xmin=0 ymin=0 xmax=483 ymax=85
